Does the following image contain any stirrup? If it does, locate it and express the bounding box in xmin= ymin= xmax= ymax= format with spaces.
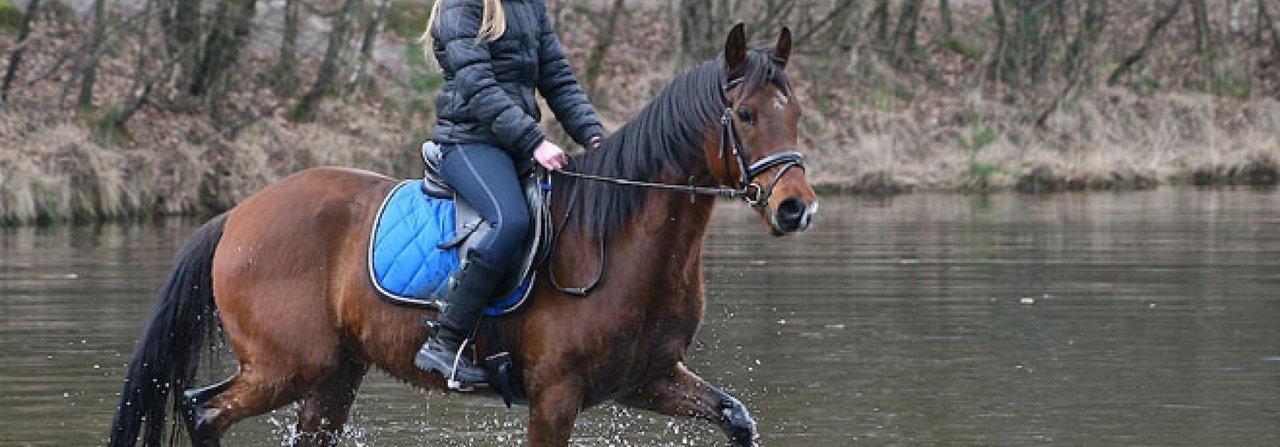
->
xmin=447 ymin=338 xmax=474 ymax=391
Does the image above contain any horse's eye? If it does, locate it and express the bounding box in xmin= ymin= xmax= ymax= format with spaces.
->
xmin=737 ymin=108 xmax=754 ymax=125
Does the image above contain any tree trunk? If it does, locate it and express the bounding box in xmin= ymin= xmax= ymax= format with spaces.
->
xmin=1228 ymin=0 xmax=1242 ymax=33
xmin=164 ymin=0 xmax=203 ymax=103
xmin=1036 ymin=0 xmax=1108 ymax=127
xmin=1 ymin=0 xmax=41 ymax=105
xmin=114 ymin=0 xmax=160 ymax=128
xmin=275 ymin=0 xmax=300 ymax=95
xmin=189 ymin=0 xmax=258 ymax=97
xmin=678 ymin=0 xmax=717 ymax=66
xmin=939 ymin=0 xmax=953 ymax=38
xmin=1063 ymin=0 xmax=1105 ymax=79
xmin=77 ymin=0 xmax=108 ymax=108
xmin=292 ymin=0 xmax=358 ymax=122
xmin=1191 ymin=0 xmax=1211 ymax=52
xmin=1257 ymin=0 xmax=1268 ymax=45
xmin=585 ymin=0 xmax=625 ymax=101
xmin=1261 ymin=0 xmax=1280 ymax=60
xmin=1108 ymin=0 xmax=1186 ymax=86
xmin=987 ymin=0 xmax=1008 ymax=85
xmin=891 ymin=0 xmax=925 ymax=65
xmin=1031 ymin=0 xmax=1067 ymax=84
xmin=347 ymin=0 xmax=392 ymax=96
xmin=870 ymin=0 xmax=890 ymax=45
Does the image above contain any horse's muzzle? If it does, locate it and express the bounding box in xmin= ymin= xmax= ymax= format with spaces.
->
xmin=770 ymin=199 xmax=818 ymax=235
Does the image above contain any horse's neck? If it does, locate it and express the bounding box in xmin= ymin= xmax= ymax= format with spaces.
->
xmin=616 ymin=186 xmax=717 ymax=294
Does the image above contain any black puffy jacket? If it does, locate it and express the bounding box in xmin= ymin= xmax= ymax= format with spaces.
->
xmin=430 ymin=0 xmax=604 ymax=159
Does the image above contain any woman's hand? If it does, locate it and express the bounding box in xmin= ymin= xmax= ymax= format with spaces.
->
xmin=533 ymin=140 xmax=568 ymax=171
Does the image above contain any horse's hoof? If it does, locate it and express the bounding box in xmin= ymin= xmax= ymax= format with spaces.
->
xmin=182 ymin=403 xmax=223 ymax=447
xmin=722 ymin=400 xmax=758 ymax=447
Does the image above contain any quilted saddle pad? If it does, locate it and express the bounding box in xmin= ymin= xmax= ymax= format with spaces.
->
xmin=367 ymin=180 xmax=530 ymax=316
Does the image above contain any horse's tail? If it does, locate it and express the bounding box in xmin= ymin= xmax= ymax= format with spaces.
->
xmin=107 ymin=214 xmax=227 ymax=447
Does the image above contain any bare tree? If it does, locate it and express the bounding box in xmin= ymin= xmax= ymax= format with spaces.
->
xmin=890 ymin=0 xmax=924 ymax=65
xmin=1035 ymin=0 xmax=1108 ymax=127
xmin=292 ymin=0 xmax=359 ymax=121
xmin=869 ymin=0 xmax=890 ymax=44
xmin=347 ymin=0 xmax=393 ymax=96
xmin=1191 ymin=0 xmax=1212 ymax=52
xmin=275 ymin=0 xmax=301 ymax=95
xmin=2 ymin=0 xmax=41 ymax=105
xmin=1262 ymin=0 xmax=1280 ymax=61
xmin=189 ymin=0 xmax=258 ymax=97
xmin=939 ymin=0 xmax=953 ymax=38
xmin=77 ymin=0 xmax=108 ymax=108
xmin=987 ymin=0 xmax=1008 ymax=85
xmin=1108 ymin=0 xmax=1187 ymax=86
xmin=678 ymin=0 xmax=717 ymax=66
xmin=161 ymin=0 xmax=203 ymax=104
xmin=585 ymin=0 xmax=626 ymax=101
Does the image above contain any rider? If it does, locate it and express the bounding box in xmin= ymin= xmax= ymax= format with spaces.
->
xmin=415 ymin=0 xmax=604 ymax=383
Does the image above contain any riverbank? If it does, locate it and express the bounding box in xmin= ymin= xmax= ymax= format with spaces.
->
xmin=1 ymin=0 xmax=1277 ymax=224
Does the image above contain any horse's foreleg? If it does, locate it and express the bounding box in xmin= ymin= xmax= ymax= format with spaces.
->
xmin=294 ymin=354 xmax=368 ymax=447
xmin=617 ymin=363 xmax=758 ymax=447
xmin=527 ymin=376 xmax=586 ymax=446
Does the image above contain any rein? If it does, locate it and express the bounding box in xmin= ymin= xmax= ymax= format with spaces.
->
xmin=546 ymin=74 xmax=806 ymax=296
xmin=552 ymin=169 xmax=749 ymax=200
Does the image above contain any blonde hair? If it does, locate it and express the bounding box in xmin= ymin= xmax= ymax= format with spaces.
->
xmin=420 ymin=0 xmax=507 ymax=50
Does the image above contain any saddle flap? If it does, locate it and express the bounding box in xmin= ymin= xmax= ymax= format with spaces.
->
xmin=451 ymin=170 xmax=550 ymax=305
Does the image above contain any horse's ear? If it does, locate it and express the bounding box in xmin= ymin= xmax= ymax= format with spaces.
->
xmin=773 ymin=26 xmax=792 ymax=70
xmin=725 ymin=22 xmax=747 ymax=75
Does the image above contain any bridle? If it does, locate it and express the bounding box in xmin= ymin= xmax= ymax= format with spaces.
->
xmin=546 ymin=72 xmax=806 ymax=296
xmin=553 ymin=76 xmax=806 ymax=206
xmin=715 ymin=76 xmax=806 ymax=205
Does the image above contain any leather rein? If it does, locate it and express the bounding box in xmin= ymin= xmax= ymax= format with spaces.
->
xmin=547 ymin=75 xmax=806 ymax=296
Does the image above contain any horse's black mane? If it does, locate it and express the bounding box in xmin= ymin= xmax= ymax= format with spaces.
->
xmin=561 ymin=48 xmax=789 ymax=238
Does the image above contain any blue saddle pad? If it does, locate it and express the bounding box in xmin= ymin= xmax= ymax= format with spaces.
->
xmin=367 ymin=180 xmax=530 ymax=316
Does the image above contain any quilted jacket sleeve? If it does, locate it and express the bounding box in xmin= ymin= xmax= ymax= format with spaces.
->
xmin=436 ymin=0 xmax=545 ymax=157
xmin=535 ymin=5 xmax=605 ymax=147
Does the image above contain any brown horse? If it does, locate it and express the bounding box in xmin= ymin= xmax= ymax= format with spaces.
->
xmin=106 ymin=24 xmax=817 ymax=447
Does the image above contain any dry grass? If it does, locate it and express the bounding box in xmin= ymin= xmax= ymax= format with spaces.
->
xmin=0 ymin=102 xmax=419 ymax=224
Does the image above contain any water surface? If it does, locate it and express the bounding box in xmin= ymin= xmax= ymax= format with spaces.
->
xmin=2 ymin=189 xmax=1278 ymax=446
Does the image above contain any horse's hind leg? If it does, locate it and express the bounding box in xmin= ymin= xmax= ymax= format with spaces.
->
xmin=181 ymin=377 xmax=234 ymax=445
xmin=184 ymin=363 xmax=326 ymax=446
xmin=617 ymin=363 xmax=758 ymax=447
xmin=294 ymin=353 xmax=369 ymax=447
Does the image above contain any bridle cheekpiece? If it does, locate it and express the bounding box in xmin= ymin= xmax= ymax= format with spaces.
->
xmin=718 ymin=76 xmax=806 ymax=206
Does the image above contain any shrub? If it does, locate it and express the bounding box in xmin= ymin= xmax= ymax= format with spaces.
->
xmin=0 ymin=0 xmax=23 ymax=36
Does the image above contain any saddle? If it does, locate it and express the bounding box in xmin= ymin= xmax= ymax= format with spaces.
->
xmin=421 ymin=141 xmax=553 ymax=309
xmin=365 ymin=143 xmax=551 ymax=317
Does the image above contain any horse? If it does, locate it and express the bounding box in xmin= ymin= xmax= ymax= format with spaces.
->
xmin=106 ymin=23 xmax=817 ymax=447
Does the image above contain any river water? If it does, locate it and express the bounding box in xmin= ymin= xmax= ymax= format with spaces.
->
xmin=2 ymin=189 xmax=1278 ymax=446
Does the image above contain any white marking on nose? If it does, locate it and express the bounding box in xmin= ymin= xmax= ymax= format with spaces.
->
xmin=799 ymin=201 xmax=819 ymax=231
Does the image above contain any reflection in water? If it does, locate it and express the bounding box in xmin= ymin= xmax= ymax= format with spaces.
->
xmin=2 ymin=189 xmax=1278 ymax=446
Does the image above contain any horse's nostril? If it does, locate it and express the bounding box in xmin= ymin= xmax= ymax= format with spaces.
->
xmin=777 ymin=199 xmax=805 ymax=226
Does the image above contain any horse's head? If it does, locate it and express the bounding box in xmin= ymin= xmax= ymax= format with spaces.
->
xmin=709 ymin=24 xmax=818 ymax=236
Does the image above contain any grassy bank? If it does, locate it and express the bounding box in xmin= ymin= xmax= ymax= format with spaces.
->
xmin=1 ymin=0 xmax=1278 ymax=225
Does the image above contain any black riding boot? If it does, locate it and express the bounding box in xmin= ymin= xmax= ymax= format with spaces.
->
xmin=414 ymin=254 xmax=503 ymax=384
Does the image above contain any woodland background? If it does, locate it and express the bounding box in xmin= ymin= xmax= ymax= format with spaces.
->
xmin=0 ymin=0 xmax=1278 ymax=224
